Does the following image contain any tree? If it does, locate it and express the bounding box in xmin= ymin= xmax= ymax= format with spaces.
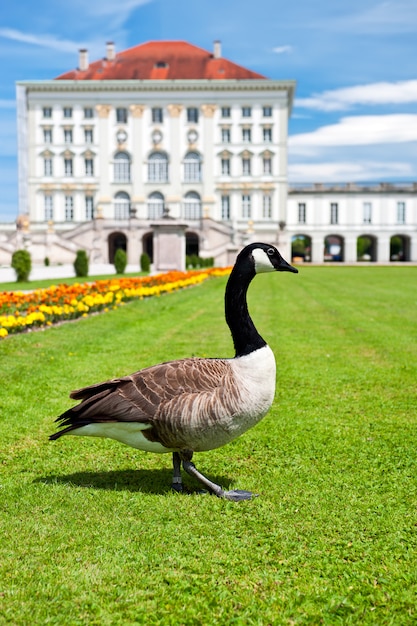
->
xmin=11 ymin=249 xmax=32 ymax=282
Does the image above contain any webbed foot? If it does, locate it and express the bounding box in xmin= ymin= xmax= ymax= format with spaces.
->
xmin=222 ymin=489 xmax=258 ymax=502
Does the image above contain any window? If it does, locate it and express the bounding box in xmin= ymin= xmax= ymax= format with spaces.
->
xmin=148 ymin=192 xmax=164 ymax=219
xmin=263 ymin=127 xmax=272 ymax=143
xmin=242 ymin=128 xmax=251 ymax=143
xmin=65 ymin=195 xmax=74 ymax=221
xmin=242 ymin=106 xmax=251 ymax=117
xmin=221 ymin=106 xmax=231 ymax=118
xmin=84 ymin=107 xmax=94 ymax=119
xmin=43 ymin=107 xmax=52 ymax=118
xmin=152 ymin=107 xmax=163 ymax=123
xmin=184 ymin=152 xmax=202 ymax=182
xmin=242 ymin=194 xmax=251 ymax=218
xmin=242 ymin=157 xmax=251 ymax=175
xmin=116 ymin=108 xmax=128 ymax=123
xmin=397 ymin=201 xmax=406 ymax=224
xmin=187 ymin=107 xmax=199 ymax=123
xmin=148 ymin=152 xmax=169 ymax=182
xmin=263 ymin=157 xmax=272 ymax=174
xmin=63 ymin=107 xmax=72 ymax=118
xmin=44 ymin=195 xmax=53 ymax=221
xmin=298 ymin=203 xmax=306 ymax=224
xmin=263 ymin=194 xmax=272 ymax=219
xmin=263 ymin=106 xmax=272 ymax=117
xmin=183 ymin=191 xmax=201 ymax=220
xmin=221 ymin=128 xmax=231 ymax=143
xmin=44 ymin=157 xmax=53 ymax=176
xmin=330 ymin=202 xmax=338 ymax=225
xmin=114 ymin=152 xmax=131 ymax=183
xmin=114 ymin=192 xmax=130 ymax=219
xmin=84 ymin=128 xmax=93 ymax=144
xmin=221 ymin=195 xmax=230 ymax=220
xmin=85 ymin=158 xmax=94 ymax=176
xmin=363 ymin=202 xmax=372 ymax=224
xmin=85 ymin=196 xmax=94 ymax=220
xmin=64 ymin=129 xmax=73 ymax=144
xmin=221 ymin=157 xmax=230 ymax=175
xmin=64 ymin=158 xmax=73 ymax=176
xmin=43 ymin=128 xmax=52 ymax=144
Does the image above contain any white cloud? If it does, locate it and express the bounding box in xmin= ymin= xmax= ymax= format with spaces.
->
xmin=0 ymin=28 xmax=83 ymax=53
xmin=289 ymin=160 xmax=413 ymax=183
xmin=84 ymin=0 xmax=152 ymax=16
xmin=272 ymin=45 xmax=293 ymax=54
xmin=296 ymin=80 xmax=417 ymax=111
xmin=289 ymin=114 xmax=417 ymax=153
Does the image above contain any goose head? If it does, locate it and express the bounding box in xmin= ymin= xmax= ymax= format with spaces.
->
xmin=237 ymin=242 xmax=298 ymax=276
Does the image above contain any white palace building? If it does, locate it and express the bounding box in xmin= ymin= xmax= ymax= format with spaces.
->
xmin=1 ymin=39 xmax=416 ymax=267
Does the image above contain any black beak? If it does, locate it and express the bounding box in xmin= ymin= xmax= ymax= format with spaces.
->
xmin=277 ymin=256 xmax=298 ymax=273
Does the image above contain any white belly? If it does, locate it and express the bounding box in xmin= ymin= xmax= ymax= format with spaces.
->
xmin=71 ymin=422 xmax=174 ymax=454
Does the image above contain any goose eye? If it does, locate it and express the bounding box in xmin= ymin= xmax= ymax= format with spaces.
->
xmin=267 ymin=248 xmax=275 ymax=256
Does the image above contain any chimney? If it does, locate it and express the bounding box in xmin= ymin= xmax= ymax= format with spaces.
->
xmin=79 ymin=49 xmax=89 ymax=71
xmin=106 ymin=41 xmax=116 ymax=61
xmin=213 ymin=40 xmax=222 ymax=59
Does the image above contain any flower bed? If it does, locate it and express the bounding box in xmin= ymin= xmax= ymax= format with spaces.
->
xmin=0 ymin=268 xmax=230 ymax=338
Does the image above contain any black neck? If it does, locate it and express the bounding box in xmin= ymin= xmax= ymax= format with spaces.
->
xmin=225 ymin=262 xmax=267 ymax=357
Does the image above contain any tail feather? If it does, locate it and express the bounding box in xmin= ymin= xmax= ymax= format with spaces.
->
xmin=50 ymin=377 xmax=149 ymax=441
xmin=70 ymin=378 xmax=123 ymax=400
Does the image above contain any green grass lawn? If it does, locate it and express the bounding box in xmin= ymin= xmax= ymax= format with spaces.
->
xmin=1 ymin=266 xmax=416 ymax=625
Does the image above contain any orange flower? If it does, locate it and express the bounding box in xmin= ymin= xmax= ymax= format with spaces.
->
xmin=0 ymin=267 xmax=231 ymax=338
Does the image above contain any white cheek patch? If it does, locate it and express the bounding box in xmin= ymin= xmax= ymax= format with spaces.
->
xmin=252 ymin=248 xmax=275 ymax=273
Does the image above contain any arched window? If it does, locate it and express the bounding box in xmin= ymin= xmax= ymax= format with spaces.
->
xmin=324 ymin=235 xmax=344 ymax=262
xmin=148 ymin=152 xmax=168 ymax=182
xmin=147 ymin=192 xmax=164 ymax=220
xmin=114 ymin=191 xmax=130 ymax=220
xmin=183 ymin=152 xmax=202 ymax=183
xmin=183 ymin=191 xmax=201 ymax=220
xmin=114 ymin=152 xmax=131 ymax=182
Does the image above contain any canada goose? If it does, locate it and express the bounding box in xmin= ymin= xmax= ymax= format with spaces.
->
xmin=50 ymin=243 xmax=298 ymax=501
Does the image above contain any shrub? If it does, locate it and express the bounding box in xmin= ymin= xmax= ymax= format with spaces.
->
xmin=114 ymin=248 xmax=127 ymax=274
xmin=11 ymin=249 xmax=32 ymax=282
xmin=44 ymin=257 xmax=50 ymax=267
xmin=186 ymin=255 xmax=214 ymax=269
xmin=140 ymin=252 xmax=151 ymax=273
xmin=73 ymin=249 xmax=89 ymax=277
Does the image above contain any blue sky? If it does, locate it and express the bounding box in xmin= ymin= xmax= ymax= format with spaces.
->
xmin=1 ymin=0 xmax=416 ymax=221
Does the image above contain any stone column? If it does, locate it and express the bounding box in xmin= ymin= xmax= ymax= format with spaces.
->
xmin=167 ymin=105 xmax=183 ymax=218
xmin=151 ymin=216 xmax=188 ymax=272
xmin=344 ymin=234 xmax=357 ymax=263
xmin=129 ymin=105 xmax=146 ymax=218
xmin=378 ymin=235 xmax=391 ymax=263
xmin=410 ymin=234 xmax=417 ymax=262
xmin=312 ymin=234 xmax=324 ymax=263
xmin=201 ymin=104 xmax=216 ymax=219
xmin=92 ymin=208 xmax=106 ymax=263
xmin=95 ymin=104 xmax=112 ymax=218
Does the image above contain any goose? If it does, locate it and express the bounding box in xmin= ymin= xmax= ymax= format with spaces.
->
xmin=50 ymin=243 xmax=298 ymax=501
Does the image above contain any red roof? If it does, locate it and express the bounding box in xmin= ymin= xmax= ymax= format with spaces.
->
xmin=55 ymin=40 xmax=266 ymax=81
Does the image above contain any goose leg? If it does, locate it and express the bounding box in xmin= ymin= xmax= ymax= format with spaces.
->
xmin=180 ymin=452 xmax=256 ymax=502
xmin=171 ymin=452 xmax=183 ymax=492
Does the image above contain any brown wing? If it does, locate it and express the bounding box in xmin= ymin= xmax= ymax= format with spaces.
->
xmin=51 ymin=357 xmax=232 ymax=439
